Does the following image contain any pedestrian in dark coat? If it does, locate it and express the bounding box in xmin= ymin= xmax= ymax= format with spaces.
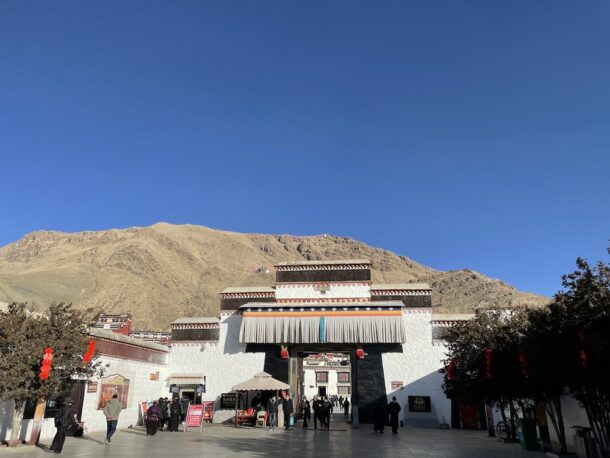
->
xmin=50 ymin=400 xmax=76 ymax=454
xmin=282 ymin=396 xmax=294 ymax=429
xmin=388 ymin=396 xmax=402 ymax=434
xmin=312 ymin=396 xmax=322 ymax=429
xmin=300 ymin=396 xmax=311 ymax=428
xmin=146 ymin=401 xmax=160 ymax=436
xmin=267 ymin=396 xmax=278 ymax=430
xmin=157 ymin=398 xmax=166 ymax=431
xmin=180 ymin=395 xmax=190 ymax=423
xmin=343 ymin=398 xmax=350 ymax=418
xmin=320 ymin=398 xmax=331 ymax=430
xmin=373 ymin=402 xmax=385 ymax=433
xmin=169 ymin=398 xmax=182 ymax=432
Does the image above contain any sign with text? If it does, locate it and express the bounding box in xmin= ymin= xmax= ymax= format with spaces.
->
xmin=391 ymin=381 xmax=403 ymax=391
xmin=185 ymin=404 xmax=204 ymax=432
xmin=220 ymin=393 xmax=236 ymax=409
xmin=408 ymin=396 xmax=431 ymax=412
xmin=87 ymin=381 xmax=98 ymax=393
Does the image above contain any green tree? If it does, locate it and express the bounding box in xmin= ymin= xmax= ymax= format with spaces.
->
xmin=442 ymin=309 xmax=529 ymax=440
xmin=0 ymin=303 xmax=100 ymax=447
xmin=556 ymin=254 xmax=610 ymax=456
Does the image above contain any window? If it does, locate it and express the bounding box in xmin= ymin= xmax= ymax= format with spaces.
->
xmin=316 ymin=371 xmax=328 ymax=383
xmin=338 ymin=386 xmax=351 ymax=395
xmin=337 ymin=372 xmax=350 ymax=383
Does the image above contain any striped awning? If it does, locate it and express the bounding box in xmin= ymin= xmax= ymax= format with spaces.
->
xmin=239 ymin=309 xmax=406 ymax=344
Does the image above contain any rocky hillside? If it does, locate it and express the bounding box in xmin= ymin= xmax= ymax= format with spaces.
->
xmin=0 ymin=223 xmax=547 ymax=329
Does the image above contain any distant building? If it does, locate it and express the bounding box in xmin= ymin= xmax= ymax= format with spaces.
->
xmin=93 ymin=313 xmax=132 ymax=336
xmin=129 ymin=329 xmax=171 ymax=344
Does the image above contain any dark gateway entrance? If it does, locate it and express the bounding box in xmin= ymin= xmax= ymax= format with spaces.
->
xmin=246 ymin=343 xmax=402 ymax=426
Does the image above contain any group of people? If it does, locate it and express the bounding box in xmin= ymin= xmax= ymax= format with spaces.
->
xmin=263 ymin=395 xmax=294 ymax=430
xmin=144 ymin=395 xmax=188 ymax=435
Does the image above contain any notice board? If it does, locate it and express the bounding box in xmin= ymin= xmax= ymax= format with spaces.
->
xmin=185 ymin=404 xmax=204 ymax=432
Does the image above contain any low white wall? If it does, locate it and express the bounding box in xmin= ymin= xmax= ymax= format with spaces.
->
xmin=168 ymin=313 xmax=266 ymax=422
xmin=382 ymin=309 xmax=451 ymax=428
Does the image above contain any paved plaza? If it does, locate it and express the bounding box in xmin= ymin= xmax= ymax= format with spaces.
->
xmin=3 ymin=416 xmax=547 ymax=458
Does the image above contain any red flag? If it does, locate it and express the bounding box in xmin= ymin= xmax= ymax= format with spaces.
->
xmin=485 ymin=349 xmax=494 ymax=379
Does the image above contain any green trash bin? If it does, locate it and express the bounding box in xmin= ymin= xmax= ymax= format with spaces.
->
xmin=516 ymin=418 xmax=538 ymax=451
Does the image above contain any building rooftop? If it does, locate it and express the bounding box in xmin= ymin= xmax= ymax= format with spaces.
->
xmin=431 ymin=313 xmax=475 ymax=321
xmin=89 ymin=328 xmax=169 ymax=352
xmin=170 ymin=317 xmax=220 ymax=325
xmin=371 ymin=283 xmax=431 ymax=291
xmin=274 ymin=259 xmax=371 ymax=267
xmin=220 ymin=286 xmax=276 ymax=294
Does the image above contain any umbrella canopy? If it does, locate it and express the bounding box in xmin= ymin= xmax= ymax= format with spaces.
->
xmin=231 ymin=371 xmax=290 ymax=391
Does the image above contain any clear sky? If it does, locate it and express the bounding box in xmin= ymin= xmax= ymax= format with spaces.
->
xmin=1 ymin=1 xmax=609 ymax=297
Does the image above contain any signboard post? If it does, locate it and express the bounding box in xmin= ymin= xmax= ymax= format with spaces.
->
xmin=184 ymin=403 xmax=204 ymax=433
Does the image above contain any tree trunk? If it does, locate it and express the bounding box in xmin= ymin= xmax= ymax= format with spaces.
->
xmin=552 ymin=397 xmax=567 ymax=454
xmin=8 ymin=401 xmax=26 ymax=447
xmin=28 ymin=399 xmax=47 ymax=445
xmin=508 ymin=399 xmax=518 ymax=440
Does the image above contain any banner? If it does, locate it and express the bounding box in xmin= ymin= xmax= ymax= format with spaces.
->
xmin=185 ymin=404 xmax=204 ymax=432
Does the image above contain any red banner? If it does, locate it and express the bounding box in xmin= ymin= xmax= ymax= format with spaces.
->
xmin=186 ymin=404 xmax=204 ymax=428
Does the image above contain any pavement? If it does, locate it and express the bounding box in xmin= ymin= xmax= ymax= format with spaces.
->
xmin=1 ymin=415 xmax=547 ymax=457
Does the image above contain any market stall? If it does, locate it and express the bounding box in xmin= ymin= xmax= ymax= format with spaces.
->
xmin=231 ymin=372 xmax=290 ymax=427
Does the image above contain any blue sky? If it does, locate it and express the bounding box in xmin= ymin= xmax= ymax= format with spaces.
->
xmin=1 ymin=1 xmax=609 ymax=297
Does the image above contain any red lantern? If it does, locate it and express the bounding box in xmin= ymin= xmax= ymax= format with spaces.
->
xmin=518 ymin=349 xmax=528 ymax=377
xmin=356 ymin=348 xmax=364 ymax=359
xmin=447 ymin=358 xmax=456 ymax=381
xmin=577 ymin=331 xmax=589 ymax=369
xmin=280 ymin=346 xmax=288 ymax=360
xmin=83 ymin=339 xmax=95 ymax=364
xmin=579 ymin=350 xmax=588 ymax=369
xmin=39 ymin=347 xmax=53 ymax=380
xmin=485 ymin=349 xmax=494 ymax=379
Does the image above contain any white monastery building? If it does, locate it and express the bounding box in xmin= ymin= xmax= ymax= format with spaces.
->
xmin=0 ymin=260 xmax=589 ymax=449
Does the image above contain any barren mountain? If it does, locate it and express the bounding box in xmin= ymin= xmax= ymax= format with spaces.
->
xmin=0 ymin=223 xmax=547 ymax=329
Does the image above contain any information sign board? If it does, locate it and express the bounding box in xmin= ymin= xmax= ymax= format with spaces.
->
xmin=184 ymin=403 xmax=204 ymax=432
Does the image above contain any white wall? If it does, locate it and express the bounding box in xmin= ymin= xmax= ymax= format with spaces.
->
xmin=0 ymin=354 xmax=168 ymax=442
xmin=275 ymin=283 xmax=370 ymax=300
xmin=382 ymin=309 xmax=451 ymax=428
xmin=168 ymin=312 xmax=266 ymax=423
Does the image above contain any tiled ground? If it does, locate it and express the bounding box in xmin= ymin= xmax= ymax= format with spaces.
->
xmin=4 ymin=416 xmax=546 ymax=457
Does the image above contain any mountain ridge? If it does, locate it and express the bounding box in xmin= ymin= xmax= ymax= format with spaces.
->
xmin=0 ymin=223 xmax=548 ymax=329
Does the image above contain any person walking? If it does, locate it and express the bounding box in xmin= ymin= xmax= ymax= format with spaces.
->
xmin=180 ymin=395 xmax=189 ymax=423
xmin=343 ymin=398 xmax=350 ymax=419
xmin=50 ymin=400 xmax=76 ymax=454
xmin=282 ymin=395 xmax=294 ymax=430
xmin=169 ymin=397 xmax=182 ymax=432
xmin=388 ymin=396 xmax=402 ymax=434
xmin=157 ymin=397 xmax=166 ymax=431
xmin=300 ymin=396 xmax=311 ymax=429
xmin=373 ymin=401 xmax=385 ymax=433
xmin=321 ymin=397 xmax=331 ymax=430
xmin=146 ymin=401 xmax=161 ymax=436
xmin=268 ymin=396 xmax=278 ymax=430
xmin=312 ymin=396 xmax=321 ymax=429
xmin=103 ymin=394 xmax=122 ymax=445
